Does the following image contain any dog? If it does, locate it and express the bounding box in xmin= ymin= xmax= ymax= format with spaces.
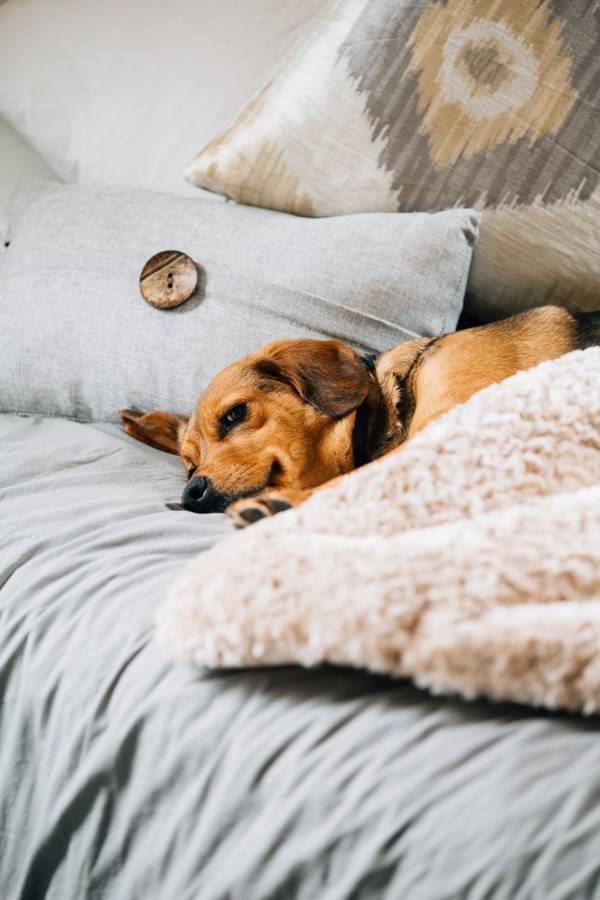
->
xmin=120 ymin=306 xmax=600 ymax=527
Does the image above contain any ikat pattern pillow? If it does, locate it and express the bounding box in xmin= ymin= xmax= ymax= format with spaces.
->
xmin=186 ymin=0 xmax=600 ymax=320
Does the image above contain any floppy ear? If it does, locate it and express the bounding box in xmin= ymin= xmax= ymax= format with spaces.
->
xmin=119 ymin=409 xmax=189 ymax=454
xmin=255 ymin=339 xmax=370 ymax=417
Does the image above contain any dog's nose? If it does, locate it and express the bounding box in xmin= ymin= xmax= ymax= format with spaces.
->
xmin=181 ymin=476 xmax=210 ymax=513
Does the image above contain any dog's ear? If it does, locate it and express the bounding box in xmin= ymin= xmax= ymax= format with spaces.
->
xmin=255 ymin=339 xmax=370 ymax=417
xmin=119 ymin=409 xmax=189 ymax=454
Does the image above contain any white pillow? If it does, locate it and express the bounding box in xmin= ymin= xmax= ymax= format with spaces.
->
xmin=0 ymin=0 xmax=324 ymax=195
xmin=0 ymin=116 xmax=58 ymax=244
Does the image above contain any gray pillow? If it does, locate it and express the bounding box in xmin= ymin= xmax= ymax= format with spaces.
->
xmin=0 ymin=183 xmax=478 ymax=421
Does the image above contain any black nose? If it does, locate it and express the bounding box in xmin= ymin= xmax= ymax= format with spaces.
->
xmin=181 ymin=476 xmax=227 ymax=514
xmin=181 ymin=476 xmax=209 ymax=513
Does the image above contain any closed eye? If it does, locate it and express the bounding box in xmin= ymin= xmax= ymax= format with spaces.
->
xmin=219 ymin=402 xmax=247 ymax=438
xmin=186 ymin=465 xmax=197 ymax=481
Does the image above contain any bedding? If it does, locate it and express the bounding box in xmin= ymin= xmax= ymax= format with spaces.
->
xmin=2 ymin=411 xmax=600 ymax=898
xmin=184 ymin=0 xmax=600 ymax=322
xmin=160 ymin=349 xmax=600 ymax=714
xmin=0 ymin=183 xmax=478 ymax=422
xmin=0 ymin=0 xmax=324 ymax=196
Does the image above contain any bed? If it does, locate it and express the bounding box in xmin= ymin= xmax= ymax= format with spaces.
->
xmin=2 ymin=0 xmax=600 ymax=890
xmin=2 ymin=413 xmax=600 ymax=898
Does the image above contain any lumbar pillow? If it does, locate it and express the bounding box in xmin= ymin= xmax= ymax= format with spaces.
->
xmin=185 ymin=0 xmax=600 ymax=321
xmin=0 ymin=183 xmax=478 ymax=421
xmin=0 ymin=0 xmax=324 ymax=197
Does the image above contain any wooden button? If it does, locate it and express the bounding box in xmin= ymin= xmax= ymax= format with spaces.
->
xmin=140 ymin=251 xmax=198 ymax=309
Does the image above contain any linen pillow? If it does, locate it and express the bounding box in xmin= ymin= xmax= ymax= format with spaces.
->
xmin=0 ymin=183 xmax=478 ymax=422
xmin=0 ymin=0 xmax=324 ymax=197
xmin=185 ymin=0 xmax=600 ymax=321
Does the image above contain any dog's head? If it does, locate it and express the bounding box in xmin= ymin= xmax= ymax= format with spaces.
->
xmin=120 ymin=339 xmax=371 ymax=513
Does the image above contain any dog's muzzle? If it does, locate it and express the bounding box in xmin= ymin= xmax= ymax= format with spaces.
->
xmin=181 ymin=476 xmax=228 ymax=514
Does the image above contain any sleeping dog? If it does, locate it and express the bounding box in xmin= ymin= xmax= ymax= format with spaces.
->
xmin=120 ymin=306 xmax=600 ymax=527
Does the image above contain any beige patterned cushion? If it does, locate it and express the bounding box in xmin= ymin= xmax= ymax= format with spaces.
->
xmin=185 ymin=0 xmax=600 ymax=320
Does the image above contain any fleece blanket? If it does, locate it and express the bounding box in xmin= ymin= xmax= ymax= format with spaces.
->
xmin=158 ymin=349 xmax=600 ymax=713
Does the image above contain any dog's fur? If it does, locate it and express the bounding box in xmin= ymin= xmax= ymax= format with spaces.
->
xmin=120 ymin=306 xmax=600 ymax=527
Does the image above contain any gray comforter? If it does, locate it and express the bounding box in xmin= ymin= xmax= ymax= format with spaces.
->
xmin=1 ymin=413 xmax=600 ymax=900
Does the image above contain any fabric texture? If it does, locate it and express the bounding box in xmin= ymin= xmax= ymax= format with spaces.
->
xmin=2 ymin=412 xmax=600 ymax=899
xmin=160 ymin=349 xmax=600 ymax=714
xmin=0 ymin=0 xmax=324 ymax=198
xmin=185 ymin=0 xmax=600 ymax=321
xmin=0 ymin=116 xmax=58 ymax=245
xmin=0 ymin=183 xmax=478 ymax=422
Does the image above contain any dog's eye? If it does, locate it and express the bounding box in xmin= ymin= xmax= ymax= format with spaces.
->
xmin=219 ymin=403 xmax=247 ymax=437
xmin=186 ymin=465 xmax=197 ymax=481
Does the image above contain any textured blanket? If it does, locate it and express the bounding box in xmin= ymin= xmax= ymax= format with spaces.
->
xmin=158 ymin=349 xmax=600 ymax=713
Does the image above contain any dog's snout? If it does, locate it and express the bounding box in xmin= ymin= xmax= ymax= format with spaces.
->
xmin=181 ymin=476 xmax=227 ymax=514
xmin=185 ymin=476 xmax=208 ymax=503
xmin=182 ymin=476 xmax=209 ymax=512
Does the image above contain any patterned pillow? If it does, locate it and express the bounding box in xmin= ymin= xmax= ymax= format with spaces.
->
xmin=185 ymin=0 xmax=600 ymax=321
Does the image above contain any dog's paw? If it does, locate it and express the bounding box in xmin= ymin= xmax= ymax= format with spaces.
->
xmin=226 ymin=490 xmax=301 ymax=529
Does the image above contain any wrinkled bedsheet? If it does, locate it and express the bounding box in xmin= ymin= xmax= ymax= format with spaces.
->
xmin=1 ymin=414 xmax=600 ymax=900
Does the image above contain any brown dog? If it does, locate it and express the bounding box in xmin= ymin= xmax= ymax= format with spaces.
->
xmin=120 ymin=306 xmax=599 ymax=527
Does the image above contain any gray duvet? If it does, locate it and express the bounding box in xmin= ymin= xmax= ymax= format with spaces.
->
xmin=1 ymin=413 xmax=600 ymax=900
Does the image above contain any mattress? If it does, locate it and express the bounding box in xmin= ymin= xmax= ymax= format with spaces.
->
xmin=1 ymin=413 xmax=600 ymax=899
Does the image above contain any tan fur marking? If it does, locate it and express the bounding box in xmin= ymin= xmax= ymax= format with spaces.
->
xmin=408 ymin=308 xmax=575 ymax=437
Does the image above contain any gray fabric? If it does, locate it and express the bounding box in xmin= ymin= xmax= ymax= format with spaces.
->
xmin=1 ymin=412 xmax=600 ymax=899
xmin=0 ymin=183 xmax=478 ymax=421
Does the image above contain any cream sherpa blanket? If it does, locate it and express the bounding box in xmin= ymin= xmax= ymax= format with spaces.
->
xmin=158 ymin=349 xmax=600 ymax=714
